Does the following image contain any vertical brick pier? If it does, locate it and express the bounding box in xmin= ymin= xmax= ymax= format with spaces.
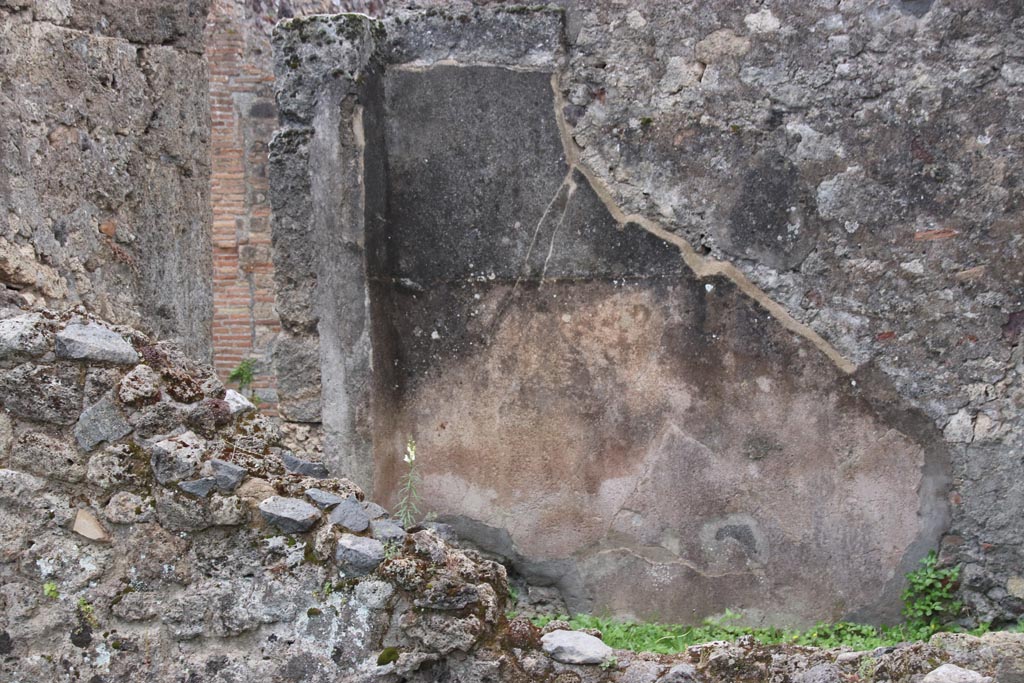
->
xmin=205 ymin=0 xmax=384 ymax=411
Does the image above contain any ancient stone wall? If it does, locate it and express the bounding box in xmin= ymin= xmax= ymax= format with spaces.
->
xmin=0 ymin=307 xmax=508 ymax=680
xmin=0 ymin=0 xmax=213 ymax=361
xmin=268 ymin=3 xmax=1024 ymax=627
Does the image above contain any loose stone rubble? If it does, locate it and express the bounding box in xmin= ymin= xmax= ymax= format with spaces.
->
xmin=0 ymin=306 xmax=1021 ymax=681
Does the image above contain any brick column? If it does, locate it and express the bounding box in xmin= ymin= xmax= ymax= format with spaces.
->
xmin=205 ymin=0 xmax=384 ymax=413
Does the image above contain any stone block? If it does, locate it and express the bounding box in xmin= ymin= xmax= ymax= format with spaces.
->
xmin=541 ymin=629 xmax=613 ymax=665
xmin=150 ymin=431 xmax=205 ymax=485
xmin=75 ymin=392 xmax=132 ymax=451
xmin=335 ymin=533 xmax=385 ymax=576
xmin=56 ymin=322 xmax=138 ymax=365
xmin=258 ymin=496 xmax=321 ymax=533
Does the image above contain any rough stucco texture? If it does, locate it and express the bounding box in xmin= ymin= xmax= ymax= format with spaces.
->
xmin=0 ymin=0 xmax=212 ymax=360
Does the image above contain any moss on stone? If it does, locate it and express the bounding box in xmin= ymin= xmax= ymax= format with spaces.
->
xmin=376 ymin=647 xmax=400 ymax=666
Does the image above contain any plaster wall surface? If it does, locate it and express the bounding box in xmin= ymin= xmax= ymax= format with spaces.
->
xmin=268 ymin=9 xmax=975 ymax=625
xmin=373 ymin=63 xmax=948 ymax=624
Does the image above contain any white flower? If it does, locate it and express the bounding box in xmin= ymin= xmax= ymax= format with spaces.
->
xmin=403 ymin=440 xmax=416 ymax=464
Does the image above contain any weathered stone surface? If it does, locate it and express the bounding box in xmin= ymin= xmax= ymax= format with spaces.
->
xmin=206 ymin=458 xmax=246 ymax=492
xmin=118 ymin=364 xmax=162 ymax=404
xmin=83 ymin=366 xmax=121 ymax=404
xmin=403 ymin=612 xmax=483 ymax=656
xmin=327 ymin=496 xmax=370 ymax=532
xmin=74 ymin=392 xmax=131 ymax=451
xmin=0 ymin=413 xmax=11 ymax=461
xmin=0 ymin=308 xmax=548 ymax=682
xmin=661 ymin=663 xmax=699 ymax=682
xmin=541 ymin=629 xmax=614 ymax=665
xmin=0 ymin=363 xmax=82 ymax=425
xmin=363 ymin=500 xmax=389 ymax=520
xmin=273 ymin=333 xmax=322 ymax=422
xmin=150 ymin=431 xmax=205 ymax=485
xmin=922 ymin=664 xmax=993 ymax=683
xmin=223 ymin=389 xmax=255 ymax=414
xmin=185 ymin=397 xmax=233 ymax=436
xmin=28 ymin=0 xmax=210 ymax=53
xmin=103 ymin=491 xmax=153 ymax=524
xmin=354 ymin=579 xmax=394 ymax=610
xmin=11 ymin=431 xmax=86 ymax=483
xmin=0 ymin=313 xmax=51 ymax=360
xmin=258 ymin=496 xmax=320 ymax=533
xmin=281 ymin=450 xmax=329 ymax=478
xmin=370 ymin=518 xmax=406 ymax=544
xmin=178 ymin=477 xmax=218 ymax=498
xmin=129 ymin=401 xmax=183 ymax=438
xmin=154 ymin=487 xmax=212 ymax=532
xmin=335 ymin=533 xmax=385 ymax=576
xmin=796 ymin=663 xmax=844 ymax=683
xmin=56 ymin=322 xmax=138 ymax=365
xmin=236 ymin=475 xmax=276 ymax=509
xmin=209 ymin=493 xmax=248 ymax=526
xmin=0 ymin=6 xmax=211 ymax=360
xmin=86 ymin=444 xmax=144 ymax=490
xmin=415 ymin=577 xmax=480 ymax=611
xmin=305 ymin=487 xmax=345 ymax=509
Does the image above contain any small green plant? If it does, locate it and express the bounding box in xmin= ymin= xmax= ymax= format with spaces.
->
xmin=395 ymin=439 xmax=422 ymax=529
xmin=901 ymin=551 xmax=962 ymax=633
xmin=600 ymin=655 xmax=618 ymax=671
xmin=383 ymin=540 xmax=402 ymax=560
xmin=228 ymin=358 xmax=256 ymax=393
xmin=43 ymin=582 xmax=59 ymax=600
xmin=77 ymin=598 xmax=99 ymax=628
xmin=857 ymin=656 xmax=876 ymax=682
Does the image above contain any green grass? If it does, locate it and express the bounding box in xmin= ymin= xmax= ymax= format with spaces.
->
xmin=529 ymin=611 xmax=1008 ymax=654
xmin=523 ymin=554 xmax=1020 ymax=654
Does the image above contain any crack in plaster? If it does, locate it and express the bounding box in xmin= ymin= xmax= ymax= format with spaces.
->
xmin=590 ymin=546 xmax=759 ymax=580
xmin=516 ymin=171 xmax=572 ymax=291
xmin=539 ymin=173 xmax=578 ymax=288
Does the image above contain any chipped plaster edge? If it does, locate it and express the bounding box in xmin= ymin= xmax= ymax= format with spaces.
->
xmin=549 ymin=72 xmax=858 ymax=375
